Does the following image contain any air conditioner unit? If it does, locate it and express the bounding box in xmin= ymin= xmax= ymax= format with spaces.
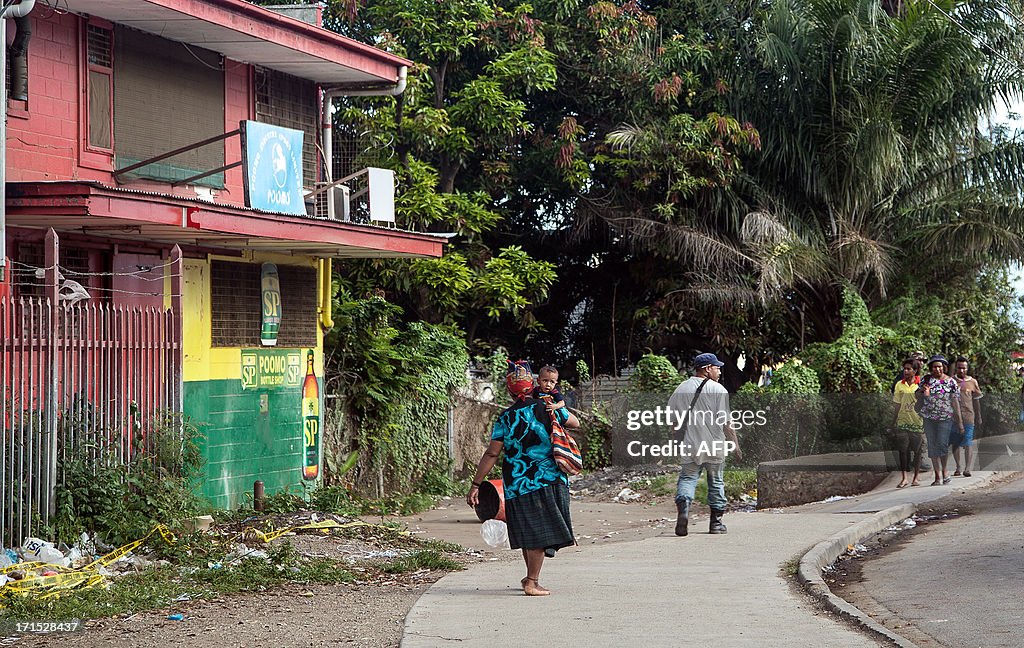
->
xmin=331 ymin=184 xmax=351 ymax=221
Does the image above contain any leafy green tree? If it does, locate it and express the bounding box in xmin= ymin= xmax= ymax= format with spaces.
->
xmin=526 ymin=0 xmax=1024 ymax=379
xmin=499 ymin=1 xmax=764 ymax=376
xmin=689 ymin=0 xmax=1024 ymax=336
xmin=873 ymin=269 xmax=1024 ymax=392
xmin=320 ymin=0 xmax=558 ymax=346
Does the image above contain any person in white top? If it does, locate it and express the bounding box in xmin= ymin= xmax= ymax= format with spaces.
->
xmin=667 ymin=353 xmax=742 ymax=536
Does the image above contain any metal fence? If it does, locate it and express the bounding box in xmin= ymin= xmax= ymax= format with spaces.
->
xmin=0 ymin=297 xmax=182 ymax=546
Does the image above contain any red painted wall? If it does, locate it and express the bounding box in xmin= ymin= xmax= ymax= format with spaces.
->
xmin=5 ymin=12 xmax=258 ymax=208
xmin=6 ymin=12 xmax=80 ymax=182
xmin=223 ymin=64 xmax=253 ymax=203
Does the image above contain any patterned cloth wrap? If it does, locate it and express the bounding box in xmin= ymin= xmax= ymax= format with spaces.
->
xmin=542 ymin=395 xmax=582 ymax=475
xmin=505 ymin=359 xmax=535 ymax=400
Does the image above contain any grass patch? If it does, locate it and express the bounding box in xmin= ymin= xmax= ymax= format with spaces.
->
xmin=420 ymin=538 xmax=465 ymax=554
xmin=380 ymin=550 xmax=462 ymax=574
xmin=632 ymin=470 xmax=757 ymax=504
xmin=0 ymin=544 xmax=360 ymax=623
xmin=293 ymin=558 xmax=358 ymax=585
xmin=781 ymin=556 xmax=801 ymax=577
xmin=629 ymin=474 xmax=675 ymax=496
xmin=694 ymin=469 xmax=757 ymax=505
xmin=0 ymin=567 xmax=189 ymax=621
xmin=216 ymin=485 xmax=445 ymax=520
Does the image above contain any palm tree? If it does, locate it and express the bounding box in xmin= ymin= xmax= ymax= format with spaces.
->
xmin=628 ymin=0 xmax=1024 ymax=340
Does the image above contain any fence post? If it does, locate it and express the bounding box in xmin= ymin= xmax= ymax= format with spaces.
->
xmin=169 ymin=245 xmax=184 ymax=414
xmin=44 ymin=229 xmax=59 ymax=522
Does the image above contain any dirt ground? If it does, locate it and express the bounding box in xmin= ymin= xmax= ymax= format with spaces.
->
xmin=15 ymin=471 xmax=690 ymax=648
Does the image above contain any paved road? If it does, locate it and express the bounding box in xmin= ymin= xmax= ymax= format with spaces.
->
xmin=973 ymin=430 xmax=1024 ymax=473
xmin=857 ymin=473 xmax=1024 ymax=648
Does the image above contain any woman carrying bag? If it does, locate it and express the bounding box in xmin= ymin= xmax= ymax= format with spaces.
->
xmin=467 ymin=360 xmax=580 ymax=596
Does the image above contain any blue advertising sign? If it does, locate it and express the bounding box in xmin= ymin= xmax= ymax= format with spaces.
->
xmin=240 ymin=120 xmax=306 ymax=215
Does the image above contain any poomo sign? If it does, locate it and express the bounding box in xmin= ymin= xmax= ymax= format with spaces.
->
xmin=241 ymin=121 xmax=306 ymax=215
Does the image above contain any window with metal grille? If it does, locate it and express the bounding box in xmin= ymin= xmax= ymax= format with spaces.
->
xmin=12 ymin=242 xmax=44 ymax=298
xmin=87 ymin=25 xmax=112 ymax=67
xmin=86 ymin=24 xmax=113 ymax=151
xmin=61 ymin=246 xmax=110 ymax=299
xmin=210 ymin=261 xmax=317 ymax=348
xmin=114 ymin=26 xmax=225 ymax=186
xmin=255 ymin=67 xmax=319 ymax=191
xmin=62 ymin=247 xmax=90 ymax=278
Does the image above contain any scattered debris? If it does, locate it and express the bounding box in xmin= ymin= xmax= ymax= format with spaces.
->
xmin=820 ymin=494 xmax=856 ymax=503
xmin=569 ymin=465 xmax=677 ymax=502
xmin=912 ymin=512 xmax=960 ymax=522
xmin=885 ymin=517 xmax=918 ymax=532
xmin=20 ymin=538 xmax=69 ymax=568
xmin=845 ymin=543 xmax=868 ymax=556
xmin=614 ymin=488 xmax=641 ymax=503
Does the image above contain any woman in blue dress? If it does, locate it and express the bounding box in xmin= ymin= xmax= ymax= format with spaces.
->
xmin=467 ymin=360 xmax=580 ymax=596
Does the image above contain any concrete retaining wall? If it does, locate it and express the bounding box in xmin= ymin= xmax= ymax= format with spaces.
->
xmin=758 ymin=466 xmax=887 ymax=508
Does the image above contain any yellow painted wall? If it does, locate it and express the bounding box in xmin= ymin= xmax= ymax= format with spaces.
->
xmin=181 ymin=251 xmax=327 ymax=508
xmin=181 ymin=252 xmax=324 ymax=383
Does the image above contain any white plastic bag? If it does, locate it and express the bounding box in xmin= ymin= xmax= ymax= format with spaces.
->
xmin=480 ymin=519 xmax=509 ymax=548
xmin=20 ymin=537 xmax=52 ymax=561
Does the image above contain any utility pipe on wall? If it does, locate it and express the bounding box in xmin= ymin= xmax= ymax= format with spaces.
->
xmin=314 ymin=66 xmax=407 ymax=331
xmin=320 ymin=66 xmax=407 ymax=221
xmin=319 ymin=257 xmax=334 ymax=330
xmin=0 ymin=0 xmax=37 ymax=282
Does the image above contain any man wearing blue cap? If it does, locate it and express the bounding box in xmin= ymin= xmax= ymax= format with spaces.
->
xmin=667 ymin=352 xmax=742 ymax=536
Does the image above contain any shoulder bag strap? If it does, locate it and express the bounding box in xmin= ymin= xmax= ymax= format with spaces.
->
xmin=683 ymin=378 xmax=711 ymax=431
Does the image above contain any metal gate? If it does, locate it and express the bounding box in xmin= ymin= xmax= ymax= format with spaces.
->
xmin=0 ymin=297 xmax=182 ymax=546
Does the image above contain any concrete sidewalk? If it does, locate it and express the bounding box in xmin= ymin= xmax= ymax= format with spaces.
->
xmin=401 ymin=471 xmax=1005 ymax=647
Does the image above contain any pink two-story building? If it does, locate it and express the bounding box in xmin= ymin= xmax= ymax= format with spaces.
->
xmin=0 ymin=0 xmax=441 ymax=542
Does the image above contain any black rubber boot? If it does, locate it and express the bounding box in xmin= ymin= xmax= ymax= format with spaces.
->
xmin=674 ymin=499 xmax=690 ymax=536
xmin=709 ymin=508 xmax=727 ymax=534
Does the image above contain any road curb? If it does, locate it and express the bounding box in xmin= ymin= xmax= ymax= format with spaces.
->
xmin=797 ymin=503 xmax=920 ymax=648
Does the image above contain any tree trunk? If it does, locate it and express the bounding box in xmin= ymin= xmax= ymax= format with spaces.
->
xmin=439 ymin=157 xmax=458 ymax=194
xmin=429 ymin=59 xmax=448 ymax=110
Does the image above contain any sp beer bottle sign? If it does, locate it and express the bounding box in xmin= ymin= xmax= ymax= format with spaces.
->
xmin=261 ymin=263 xmax=281 ymax=346
xmin=302 ymin=349 xmax=321 ymax=481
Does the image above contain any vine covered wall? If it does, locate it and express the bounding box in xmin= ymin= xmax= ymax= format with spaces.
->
xmin=324 ymin=293 xmax=470 ymax=496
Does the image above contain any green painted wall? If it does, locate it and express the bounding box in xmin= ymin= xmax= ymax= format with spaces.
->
xmin=185 ymin=378 xmax=315 ymax=509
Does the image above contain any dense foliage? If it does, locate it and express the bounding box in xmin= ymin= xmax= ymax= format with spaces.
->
xmin=324 ymin=291 xmax=469 ymax=495
xmin=258 ymin=0 xmax=1024 ymax=390
xmin=52 ymin=413 xmax=205 ymax=546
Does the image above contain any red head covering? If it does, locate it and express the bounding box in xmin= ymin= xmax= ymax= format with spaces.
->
xmin=505 ymin=360 xmax=535 ymax=400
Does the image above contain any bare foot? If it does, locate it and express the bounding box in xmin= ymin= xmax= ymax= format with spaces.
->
xmin=896 ymin=480 xmax=908 ymax=488
xmin=522 ymin=577 xmax=550 ymax=596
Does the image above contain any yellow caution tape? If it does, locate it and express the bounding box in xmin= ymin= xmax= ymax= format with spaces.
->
xmin=0 ymin=524 xmax=176 ymax=605
xmin=234 ymin=519 xmax=402 ymax=544
xmin=0 ymin=519 xmax=407 ymax=605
